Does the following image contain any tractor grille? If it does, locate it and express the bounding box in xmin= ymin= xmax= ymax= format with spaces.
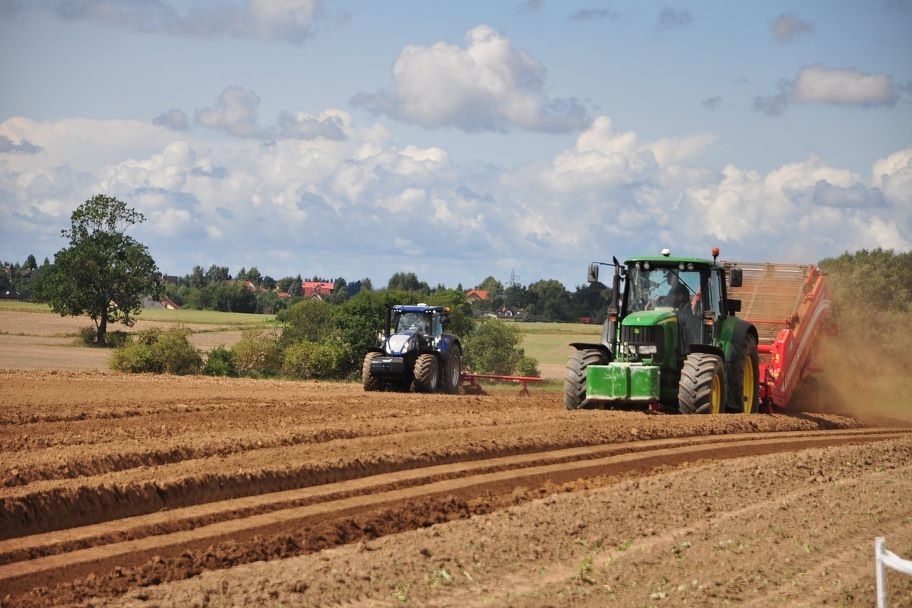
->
xmin=621 ymin=324 xmax=656 ymax=344
xmin=620 ymin=325 xmax=664 ymax=359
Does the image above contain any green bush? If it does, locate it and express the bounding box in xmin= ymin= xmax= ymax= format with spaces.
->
xmin=462 ymin=319 xmax=538 ymax=376
xmin=203 ymin=345 xmax=238 ymax=377
xmin=155 ymin=327 xmax=203 ymax=374
xmin=110 ymin=341 xmax=160 ymax=373
xmin=109 ymin=326 xmax=202 ymax=375
xmin=281 ymin=340 xmax=350 ymax=379
xmin=78 ymin=326 xmax=96 ymax=345
xmin=106 ymin=330 xmax=130 ymax=348
xmin=232 ymin=328 xmax=282 ymax=376
xmin=517 ymin=354 xmax=541 ymax=377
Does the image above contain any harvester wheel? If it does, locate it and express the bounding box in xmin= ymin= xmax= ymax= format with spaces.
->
xmin=730 ymin=333 xmax=760 ymax=413
xmin=564 ymin=348 xmax=605 ymax=410
xmin=442 ymin=345 xmax=462 ymax=394
xmin=362 ymin=352 xmax=383 ymax=392
xmin=413 ymin=353 xmax=440 ymax=393
xmin=678 ymin=352 xmax=725 ymax=414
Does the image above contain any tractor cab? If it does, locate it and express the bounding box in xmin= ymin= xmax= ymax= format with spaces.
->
xmin=391 ymin=305 xmax=445 ymax=344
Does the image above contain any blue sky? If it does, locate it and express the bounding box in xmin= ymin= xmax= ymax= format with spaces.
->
xmin=1 ymin=0 xmax=910 ymax=290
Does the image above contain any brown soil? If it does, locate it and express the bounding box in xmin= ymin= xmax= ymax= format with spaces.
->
xmin=1 ymin=312 xmax=911 ymax=607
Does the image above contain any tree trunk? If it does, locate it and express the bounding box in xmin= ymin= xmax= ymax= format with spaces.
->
xmin=97 ymin=317 xmax=107 ymax=346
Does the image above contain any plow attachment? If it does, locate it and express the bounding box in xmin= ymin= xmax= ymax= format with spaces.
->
xmin=727 ymin=262 xmax=833 ymax=410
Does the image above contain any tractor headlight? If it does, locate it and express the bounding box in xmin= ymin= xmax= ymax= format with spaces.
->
xmin=637 ymin=344 xmax=658 ymax=355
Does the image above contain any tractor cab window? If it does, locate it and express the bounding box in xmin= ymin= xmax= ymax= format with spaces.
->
xmin=396 ymin=312 xmax=429 ymax=334
xmin=706 ymin=269 xmax=723 ymax=319
xmin=627 ymin=266 xmax=701 ymax=312
xmin=431 ymin=314 xmax=443 ymax=337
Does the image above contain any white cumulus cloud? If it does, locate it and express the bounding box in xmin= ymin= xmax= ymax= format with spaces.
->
xmin=351 ymin=25 xmax=589 ymax=133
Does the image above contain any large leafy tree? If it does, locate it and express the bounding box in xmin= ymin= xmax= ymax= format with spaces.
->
xmin=35 ymin=194 xmax=163 ymax=345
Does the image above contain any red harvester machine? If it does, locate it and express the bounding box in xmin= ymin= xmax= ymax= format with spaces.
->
xmin=725 ymin=262 xmax=833 ymax=411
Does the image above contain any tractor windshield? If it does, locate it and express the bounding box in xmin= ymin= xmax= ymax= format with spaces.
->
xmin=627 ymin=266 xmax=701 ymax=312
xmin=395 ymin=312 xmax=430 ymax=334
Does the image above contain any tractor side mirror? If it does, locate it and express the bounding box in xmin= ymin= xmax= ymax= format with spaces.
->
xmin=730 ymin=267 xmax=743 ymax=288
xmin=587 ymin=263 xmax=599 ymax=283
xmin=726 ymin=298 xmax=742 ymax=315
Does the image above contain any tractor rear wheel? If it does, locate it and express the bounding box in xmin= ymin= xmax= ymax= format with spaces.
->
xmin=564 ymin=348 xmax=606 ymax=410
xmin=413 ymin=353 xmax=440 ymax=393
xmin=442 ymin=345 xmax=462 ymax=394
xmin=362 ymin=352 xmax=383 ymax=391
xmin=730 ymin=333 xmax=760 ymax=413
xmin=678 ymin=352 xmax=725 ymax=414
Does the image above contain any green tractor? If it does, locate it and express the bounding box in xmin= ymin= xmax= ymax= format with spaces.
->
xmin=565 ymin=248 xmax=760 ymax=414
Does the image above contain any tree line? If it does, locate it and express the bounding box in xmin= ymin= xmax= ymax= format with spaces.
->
xmin=6 ymin=193 xmax=910 ymax=350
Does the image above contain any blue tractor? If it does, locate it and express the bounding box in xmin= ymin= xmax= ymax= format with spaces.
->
xmin=362 ymin=304 xmax=463 ymax=393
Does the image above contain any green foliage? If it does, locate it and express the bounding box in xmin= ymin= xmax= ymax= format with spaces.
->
xmin=232 ymin=328 xmax=282 ymax=376
xmin=106 ymin=330 xmax=130 ymax=348
xmin=281 ymin=340 xmax=351 ymax=379
xmin=278 ymin=298 xmax=337 ymax=344
xmin=334 ymin=291 xmax=396 ymax=366
xmin=109 ymin=327 xmax=203 ymax=375
xmin=386 ymin=271 xmax=429 ymax=292
xmin=78 ymin=326 xmax=97 ymax=345
xmin=110 ymin=341 xmax=159 ymax=373
xmin=33 ymin=194 xmax=163 ymax=345
xmin=462 ymin=319 xmax=538 ymax=375
xmin=517 ymin=354 xmax=541 ymax=377
xmin=425 ymin=288 xmax=475 ymax=337
xmin=819 ymin=248 xmax=912 ymax=316
xmin=203 ymin=345 xmax=238 ymax=377
xmin=78 ymin=326 xmax=130 ymax=347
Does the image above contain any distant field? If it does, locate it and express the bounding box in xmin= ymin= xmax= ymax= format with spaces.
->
xmin=0 ymin=304 xmax=588 ymax=381
xmin=135 ymin=307 xmax=277 ymax=326
xmin=517 ymin=321 xmax=601 ymax=366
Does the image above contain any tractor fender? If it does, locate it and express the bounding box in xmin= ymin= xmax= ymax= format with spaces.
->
xmin=437 ymin=335 xmax=461 ymax=359
xmin=688 ymin=343 xmax=725 ymax=360
xmin=721 ymin=318 xmax=760 ymax=412
xmin=568 ymin=342 xmax=614 ymax=361
xmin=726 ymin=319 xmax=758 ymax=363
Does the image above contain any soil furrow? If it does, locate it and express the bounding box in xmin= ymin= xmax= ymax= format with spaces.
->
xmin=1 ymin=429 xmax=906 ymax=605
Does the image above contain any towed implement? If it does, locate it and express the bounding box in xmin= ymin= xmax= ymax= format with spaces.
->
xmin=725 ymin=262 xmax=832 ymax=411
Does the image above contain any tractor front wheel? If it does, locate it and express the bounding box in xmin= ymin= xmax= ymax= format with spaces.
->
xmin=362 ymin=352 xmax=383 ymax=391
xmin=564 ymin=348 xmax=605 ymax=410
xmin=678 ymin=352 xmax=725 ymax=414
xmin=413 ymin=353 xmax=440 ymax=393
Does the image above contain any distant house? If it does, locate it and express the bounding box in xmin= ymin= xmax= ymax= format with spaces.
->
xmin=464 ymin=289 xmax=489 ymax=303
xmin=141 ymin=296 xmax=180 ymax=309
xmin=302 ymin=281 xmax=334 ymax=299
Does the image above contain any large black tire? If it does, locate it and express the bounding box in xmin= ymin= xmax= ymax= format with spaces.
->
xmin=564 ymin=348 xmax=606 ymax=410
xmin=362 ymin=352 xmax=383 ymax=391
xmin=413 ymin=353 xmax=440 ymax=393
xmin=678 ymin=352 xmax=725 ymax=414
xmin=729 ymin=333 xmax=760 ymax=413
xmin=442 ymin=345 xmax=462 ymax=394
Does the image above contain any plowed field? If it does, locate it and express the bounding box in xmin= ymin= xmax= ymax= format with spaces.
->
xmin=1 ymin=311 xmax=911 ymax=607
